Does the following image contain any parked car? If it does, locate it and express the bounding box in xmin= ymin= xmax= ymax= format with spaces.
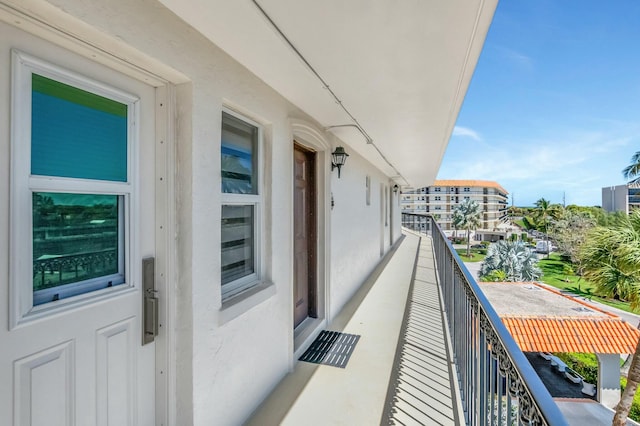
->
xmin=536 ymin=241 xmax=553 ymax=254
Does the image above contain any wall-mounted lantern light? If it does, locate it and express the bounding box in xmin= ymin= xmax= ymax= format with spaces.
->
xmin=331 ymin=146 xmax=349 ymax=178
xmin=392 ymin=184 xmax=399 ymax=194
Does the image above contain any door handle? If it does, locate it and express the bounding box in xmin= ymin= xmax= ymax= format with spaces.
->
xmin=142 ymin=257 xmax=158 ymax=345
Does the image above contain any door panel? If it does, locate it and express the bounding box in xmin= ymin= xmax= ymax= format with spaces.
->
xmin=0 ymin=22 xmax=156 ymax=426
xmin=293 ymin=144 xmax=316 ymax=328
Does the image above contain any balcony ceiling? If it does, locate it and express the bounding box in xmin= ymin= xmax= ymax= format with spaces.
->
xmin=158 ymin=0 xmax=497 ymax=187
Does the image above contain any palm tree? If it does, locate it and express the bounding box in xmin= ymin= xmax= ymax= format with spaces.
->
xmin=534 ymin=197 xmax=558 ymax=258
xmin=452 ymin=208 xmax=464 ymax=240
xmin=622 ymin=151 xmax=640 ymax=183
xmin=579 ymin=210 xmax=640 ymax=425
xmin=479 ymin=240 xmax=541 ymax=281
xmin=454 ymin=199 xmax=482 ymax=257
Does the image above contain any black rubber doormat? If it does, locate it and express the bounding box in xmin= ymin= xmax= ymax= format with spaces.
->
xmin=299 ymin=330 xmax=360 ymax=368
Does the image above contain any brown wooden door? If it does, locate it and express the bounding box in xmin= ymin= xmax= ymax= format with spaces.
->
xmin=293 ymin=144 xmax=316 ymax=328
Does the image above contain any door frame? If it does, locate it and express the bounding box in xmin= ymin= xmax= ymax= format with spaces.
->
xmin=290 ymin=120 xmax=331 ymax=360
xmin=0 ymin=5 xmax=179 ymax=425
xmin=154 ymin=84 xmax=177 ymax=426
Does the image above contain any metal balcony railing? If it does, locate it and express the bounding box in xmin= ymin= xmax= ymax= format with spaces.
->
xmin=401 ymin=212 xmax=568 ymax=426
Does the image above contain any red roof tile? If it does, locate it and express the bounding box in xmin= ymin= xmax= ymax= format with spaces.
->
xmin=501 ymin=316 xmax=640 ymax=354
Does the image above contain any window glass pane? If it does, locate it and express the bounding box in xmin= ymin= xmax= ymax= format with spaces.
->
xmin=221 ymin=205 xmax=254 ymax=285
xmin=221 ymin=112 xmax=257 ymax=194
xmin=32 ymin=192 xmax=124 ymax=305
xmin=31 ymin=74 xmax=128 ymax=182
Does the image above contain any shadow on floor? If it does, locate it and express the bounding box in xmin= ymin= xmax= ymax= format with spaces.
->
xmin=383 ymin=239 xmax=457 ymax=426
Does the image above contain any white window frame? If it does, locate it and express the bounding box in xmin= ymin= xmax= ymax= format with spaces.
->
xmin=9 ymin=50 xmax=139 ymax=328
xmin=220 ymin=108 xmax=264 ymax=302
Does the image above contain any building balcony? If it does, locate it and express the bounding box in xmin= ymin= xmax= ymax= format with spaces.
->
xmin=248 ymin=214 xmax=570 ymax=425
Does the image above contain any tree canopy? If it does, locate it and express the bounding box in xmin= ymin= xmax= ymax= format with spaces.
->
xmin=579 ymin=209 xmax=640 ymax=425
xmin=579 ymin=210 xmax=640 ymax=306
xmin=622 ymin=151 xmax=640 ymax=184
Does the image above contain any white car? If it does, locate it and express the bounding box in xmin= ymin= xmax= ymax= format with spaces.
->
xmin=536 ymin=241 xmax=553 ymax=253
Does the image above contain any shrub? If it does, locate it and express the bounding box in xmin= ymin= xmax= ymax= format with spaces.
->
xmin=480 ymin=269 xmax=507 ymax=282
xmin=554 ymin=352 xmax=598 ymax=384
xmin=480 ymin=241 xmax=541 ymax=281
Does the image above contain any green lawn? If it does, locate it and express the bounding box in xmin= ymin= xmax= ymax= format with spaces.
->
xmin=455 ymin=248 xmax=486 ymax=262
xmin=538 ymin=254 xmax=635 ymax=313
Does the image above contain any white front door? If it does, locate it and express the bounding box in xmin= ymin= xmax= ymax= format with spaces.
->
xmin=0 ymin=22 xmax=158 ymax=426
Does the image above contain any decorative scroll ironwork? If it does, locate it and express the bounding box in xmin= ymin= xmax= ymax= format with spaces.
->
xmin=33 ymin=249 xmax=118 ymax=289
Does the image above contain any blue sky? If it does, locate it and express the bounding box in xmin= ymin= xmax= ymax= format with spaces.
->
xmin=437 ymin=1 xmax=640 ymax=207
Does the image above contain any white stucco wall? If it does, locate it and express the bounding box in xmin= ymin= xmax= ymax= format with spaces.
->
xmin=0 ymin=1 xmax=403 ymax=424
xmin=329 ymin=149 xmax=396 ymax=319
xmin=597 ymin=353 xmax=621 ymax=408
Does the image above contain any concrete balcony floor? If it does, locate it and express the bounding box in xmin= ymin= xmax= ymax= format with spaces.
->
xmin=246 ymin=233 xmax=459 ymax=425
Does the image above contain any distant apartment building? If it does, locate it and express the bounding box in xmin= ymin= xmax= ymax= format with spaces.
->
xmin=602 ymin=183 xmax=640 ymax=213
xmin=402 ymin=179 xmax=509 ymax=236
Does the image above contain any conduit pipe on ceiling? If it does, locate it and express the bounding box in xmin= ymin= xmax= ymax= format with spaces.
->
xmin=251 ymin=0 xmax=408 ymax=186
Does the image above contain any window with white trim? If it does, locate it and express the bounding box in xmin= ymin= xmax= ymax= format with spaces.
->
xmin=10 ymin=51 xmax=137 ymax=315
xmin=220 ymin=110 xmax=263 ymax=300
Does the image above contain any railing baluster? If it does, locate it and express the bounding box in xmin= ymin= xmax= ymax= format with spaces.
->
xmin=480 ymin=335 xmax=488 ymax=426
xmin=506 ymin=376 xmax=514 ymax=426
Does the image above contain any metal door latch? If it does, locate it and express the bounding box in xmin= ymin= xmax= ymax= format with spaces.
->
xmin=142 ymin=257 xmax=158 ymax=345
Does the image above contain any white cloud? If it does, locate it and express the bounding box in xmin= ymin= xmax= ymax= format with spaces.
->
xmin=496 ymin=46 xmax=534 ymax=70
xmin=438 ymin=124 xmax=640 ymax=206
xmin=452 ymin=126 xmax=482 ymax=142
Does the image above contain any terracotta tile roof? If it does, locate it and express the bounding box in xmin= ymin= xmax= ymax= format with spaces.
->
xmin=502 ymin=316 xmax=640 ymax=354
xmin=433 ymin=179 xmax=508 ymax=194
